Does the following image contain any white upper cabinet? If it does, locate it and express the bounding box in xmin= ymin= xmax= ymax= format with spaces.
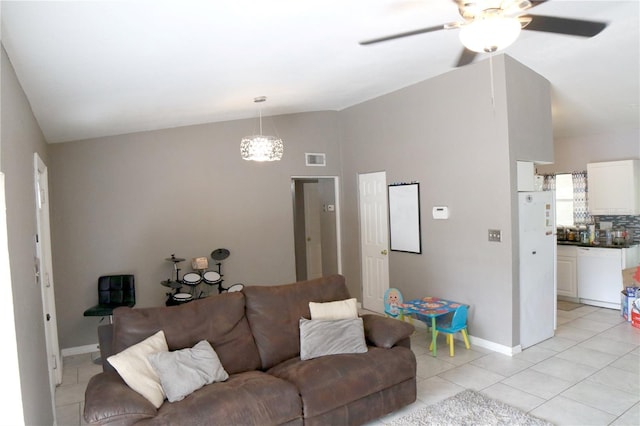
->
xmin=587 ymin=159 xmax=639 ymax=215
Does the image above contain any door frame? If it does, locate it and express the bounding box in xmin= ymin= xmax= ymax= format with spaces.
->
xmin=291 ymin=176 xmax=342 ymax=279
xmin=34 ymin=154 xmax=62 ymax=394
xmin=0 ymin=172 xmax=26 ymax=424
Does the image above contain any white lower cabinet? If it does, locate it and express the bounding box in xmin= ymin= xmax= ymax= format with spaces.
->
xmin=557 ymin=245 xmax=577 ymax=298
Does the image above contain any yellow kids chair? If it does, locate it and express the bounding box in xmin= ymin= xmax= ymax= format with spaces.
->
xmin=429 ymin=305 xmax=470 ymax=357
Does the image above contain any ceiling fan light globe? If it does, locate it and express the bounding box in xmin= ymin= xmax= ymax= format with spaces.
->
xmin=459 ymin=16 xmax=521 ymax=53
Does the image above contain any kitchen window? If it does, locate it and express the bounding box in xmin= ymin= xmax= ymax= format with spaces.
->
xmin=541 ymin=171 xmax=590 ymax=226
xmin=556 ymin=174 xmax=574 ymax=226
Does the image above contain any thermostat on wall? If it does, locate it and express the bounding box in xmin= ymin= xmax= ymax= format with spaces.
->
xmin=432 ymin=206 xmax=449 ymax=220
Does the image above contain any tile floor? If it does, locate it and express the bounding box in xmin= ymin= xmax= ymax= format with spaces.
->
xmin=56 ymin=305 xmax=639 ymax=426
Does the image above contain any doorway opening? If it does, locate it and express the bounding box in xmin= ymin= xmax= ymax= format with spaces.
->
xmin=291 ymin=176 xmax=342 ymax=281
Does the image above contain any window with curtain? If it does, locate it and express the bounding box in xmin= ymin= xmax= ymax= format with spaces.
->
xmin=540 ymin=171 xmax=590 ymax=226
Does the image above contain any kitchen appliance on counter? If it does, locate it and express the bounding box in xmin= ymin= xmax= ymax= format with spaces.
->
xmin=519 ymin=191 xmax=556 ymax=349
xmin=612 ymin=229 xmax=630 ymax=246
xmin=566 ymin=226 xmax=578 ymax=242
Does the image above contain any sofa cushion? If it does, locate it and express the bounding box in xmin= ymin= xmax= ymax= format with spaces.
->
xmin=106 ymin=330 xmax=168 ymax=408
xmin=149 ymin=371 xmax=302 ymax=426
xmin=299 ymin=317 xmax=367 ymax=360
xmin=244 ymin=274 xmax=351 ymax=369
xmin=112 ymin=292 xmax=261 ymax=374
xmin=148 ymin=340 xmax=229 ymax=402
xmin=267 ymin=345 xmax=416 ymax=419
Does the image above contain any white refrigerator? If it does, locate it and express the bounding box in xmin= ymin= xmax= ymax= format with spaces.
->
xmin=518 ymin=191 xmax=557 ymax=349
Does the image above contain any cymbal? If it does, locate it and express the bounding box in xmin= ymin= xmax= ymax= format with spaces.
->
xmin=165 ymin=255 xmax=186 ymax=263
xmin=161 ymin=280 xmax=183 ymax=289
xmin=211 ymin=248 xmax=230 ymax=261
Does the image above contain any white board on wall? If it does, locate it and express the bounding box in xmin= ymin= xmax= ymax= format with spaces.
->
xmin=388 ymin=183 xmax=421 ymax=254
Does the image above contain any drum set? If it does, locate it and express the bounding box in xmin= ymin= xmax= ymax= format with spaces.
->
xmin=161 ymin=249 xmax=244 ymax=305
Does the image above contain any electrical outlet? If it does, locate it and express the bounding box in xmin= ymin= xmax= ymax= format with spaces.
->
xmin=488 ymin=229 xmax=502 ymax=242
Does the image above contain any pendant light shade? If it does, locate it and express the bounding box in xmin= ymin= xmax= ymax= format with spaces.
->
xmin=240 ymin=135 xmax=284 ymax=162
xmin=240 ymin=96 xmax=284 ymax=162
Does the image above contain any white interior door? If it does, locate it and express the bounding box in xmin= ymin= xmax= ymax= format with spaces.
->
xmin=303 ymin=182 xmax=323 ymax=279
xmin=359 ymin=171 xmax=389 ymax=313
xmin=34 ymin=154 xmax=62 ymax=393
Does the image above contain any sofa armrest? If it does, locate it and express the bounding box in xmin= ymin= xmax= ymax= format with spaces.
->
xmin=361 ymin=314 xmax=414 ymax=349
xmin=84 ymin=371 xmax=156 ymax=425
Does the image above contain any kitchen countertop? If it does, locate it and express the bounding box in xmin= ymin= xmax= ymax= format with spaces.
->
xmin=557 ymin=240 xmax=638 ymax=249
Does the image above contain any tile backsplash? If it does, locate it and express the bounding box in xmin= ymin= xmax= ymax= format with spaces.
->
xmin=592 ymin=215 xmax=640 ymax=244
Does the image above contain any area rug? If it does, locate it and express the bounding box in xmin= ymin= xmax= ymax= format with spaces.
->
xmin=388 ymin=390 xmax=552 ymax=426
xmin=557 ymin=300 xmax=584 ymax=311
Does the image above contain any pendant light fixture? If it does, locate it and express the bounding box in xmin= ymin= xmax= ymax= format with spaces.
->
xmin=240 ymin=96 xmax=284 ymax=162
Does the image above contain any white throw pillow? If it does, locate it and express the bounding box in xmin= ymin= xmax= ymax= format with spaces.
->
xmin=107 ymin=330 xmax=168 ymax=408
xmin=309 ymin=298 xmax=358 ymax=320
xmin=299 ymin=317 xmax=368 ymax=360
xmin=148 ymin=340 xmax=229 ymax=402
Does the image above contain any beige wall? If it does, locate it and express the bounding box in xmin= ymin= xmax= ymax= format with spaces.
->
xmin=536 ymin=127 xmax=640 ymax=174
xmin=340 ymin=55 xmax=552 ymax=348
xmin=35 ymin=52 xmax=635 ymax=353
xmin=49 ymin=111 xmax=342 ymax=348
xmin=1 ymin=46 xmax=54 ymax=425
xmin=50 ymin=54 xmax=554 ymax=352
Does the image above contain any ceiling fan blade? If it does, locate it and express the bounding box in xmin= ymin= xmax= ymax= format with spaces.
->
xmin=524 ymin=14 xmax=607 ymax=37
xmin=455 ymin=47 xmax=478 ymax=67
xmin=528 ymin=0 xmax=548 ymax=8
xmin=359 ymin=25 xmax=444 ymax=45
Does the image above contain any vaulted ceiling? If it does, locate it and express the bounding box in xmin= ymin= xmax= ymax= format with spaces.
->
xmin=1 ymin=0 xmax=638 ymax=143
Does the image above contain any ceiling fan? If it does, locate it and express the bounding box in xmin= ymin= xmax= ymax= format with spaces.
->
xmin=360 ymin=0 xmax=607 ymax=67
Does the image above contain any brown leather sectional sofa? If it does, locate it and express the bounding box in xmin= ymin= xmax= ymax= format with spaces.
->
xmin=84 ymin=274 xmax=417 ymax=425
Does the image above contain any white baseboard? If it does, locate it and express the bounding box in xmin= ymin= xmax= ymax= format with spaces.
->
xmin=411 ymin=319 xmax=520 ymax=356
xmin=469 ymin=335 xmax=521 ymax=356
xmin=62 ymin=343 xmax=99 ymax=357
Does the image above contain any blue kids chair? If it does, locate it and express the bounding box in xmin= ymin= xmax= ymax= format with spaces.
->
xmin=429 ymin=305 xmax=470 ymax=357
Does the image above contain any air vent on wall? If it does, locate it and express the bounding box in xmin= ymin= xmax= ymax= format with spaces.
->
xmin=305 ymin=153 xmax=326 ymax=167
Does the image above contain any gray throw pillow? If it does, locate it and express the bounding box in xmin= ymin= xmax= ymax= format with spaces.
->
xmin=148 ymin=340 xmax=229 ymax=402
xmin=299 ymin=317 xmax=368 ymax=360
